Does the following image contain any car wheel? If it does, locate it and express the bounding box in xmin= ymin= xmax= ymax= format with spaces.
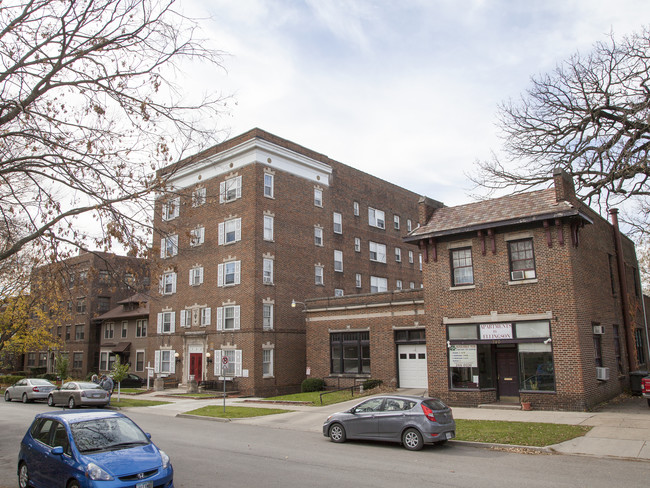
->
xmin=402 ymin=428 xmax=424 ymax=451
xmin=22 ymin=393 xmax=29 ymax=404
xmin=18 ymin=462 xmax=30 ymax=488
xmin=67 ymin=480 xmax=81 ymax=488
xmin=68 ymin=397 xmax=76 ymax=409
xmin=329 ymin=423 xmax=346 ymax=443
xmin=4 ymin=391 xmax=11 ymax=402
xmin=47 ymin=395 xmax=55 ymax=407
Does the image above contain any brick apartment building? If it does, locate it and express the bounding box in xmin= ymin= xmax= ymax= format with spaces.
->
xmin=149 ymin=128 xmax=425 ymax=396
xmin=305 ymin=170 xmax=650 ymax=410
xmin=27 ymin=251 xmax=149 ymax=378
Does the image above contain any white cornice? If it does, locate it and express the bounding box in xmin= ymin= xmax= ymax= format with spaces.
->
xmin=443 ymin=311 xmax=553 ymax=324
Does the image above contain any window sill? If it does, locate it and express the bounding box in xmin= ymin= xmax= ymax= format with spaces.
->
xmin=263 ymin=375 xmax=274 ymax=379
xmin=508 ymin=278 xmax=538 ymax=286
xmin=449 ymin=284 xmax=476 ymax=291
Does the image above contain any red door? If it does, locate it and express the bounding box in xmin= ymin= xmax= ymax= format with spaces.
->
xmin=189 ymin=353 xmax=202 ymax=380
xmin=496 ymin=348 xmax=519 ymax=401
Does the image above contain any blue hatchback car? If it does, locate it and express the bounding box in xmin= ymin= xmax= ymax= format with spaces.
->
xmin=18 ymin=410 xmax=173 ymax=488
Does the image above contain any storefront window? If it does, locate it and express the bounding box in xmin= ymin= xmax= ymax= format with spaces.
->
xmin=330 ymin=332 xmax=370 ymax=374
xmin=518 ymin=343 xmax=554 ymax=391
xmin=515 ymin=321 xmax=550 ymax=338
xmin=450 ymin=344 xmax=493 ymax=389
xmin=448 ymin=325 xmax=477 ymax=340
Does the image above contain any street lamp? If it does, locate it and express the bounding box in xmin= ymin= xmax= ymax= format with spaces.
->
xmin=206 ymin=352 xmax=213 ymax=365
xmin=291 ymin=299 xmax=307 ymax=311
xmin=174 ymin=352 xmax=181 ymax=363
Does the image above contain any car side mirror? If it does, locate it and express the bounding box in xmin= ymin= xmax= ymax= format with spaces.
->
xmin=146 ymin=433 xmax=152 ymax=439
xmin=51 ymin=446 xmax=64 ymax=455
xmin=348 ymin=408 xmax=356 ymax=414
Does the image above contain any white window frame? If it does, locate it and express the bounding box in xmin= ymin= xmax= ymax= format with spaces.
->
xmin=407 ymin=219 xmax=412 ymax=232
xmin=334 ymin=289 xmax=344 ymax=297
xmin=395 ymin=247 xmax=402 ymax=262
xmin=157 ymin=311 xmax=175 ymax=334
xmin=135 ymin=350 xmax=145 ymax=372
xmin=154 ymin=349 xmax=176 ymax=374
xmin=369 ymin=241 xmax=387 ymax=263
xmin=180 ymin=309 xmax=192 ymax=328
xmin=409 ymin=250 xmax=414 ymax=264
xmin=214 ymin=349 xmax=242 ymax=377
xmin=220 ymin=175 xmax=242 ymax=203
xmin=368 ymin=207 xmax=385 ymax=229
xmin=314 ymin=188 xmax=323 ymax=207
xmin=217 ymin=305 xmax=240 ymax=331
xmin=192 ymin=187 xmax=206 ymax=207
xmin=190 ymin=227 xmax=205 ymax=247
xmin=200 ymin=307 xmax=211 ymax=327
xmin=370 ymin=276 xmax=388 ymax=293
xmin=263 ymin=258 xmax=274 ymax=284
xmin=334 ymin=250 xmax=343 ymax=272
xmin=160 ymin=271 xmax=177 ymax=295
xmin=99 ymin=351 xmax=108 ymax=371
xmin=218 ymin=261 xmax=241 ymax=287
xmin=263 ymin=348 xmax=274 ymax=377
xmin=263 ymin=303 xmax=273 ymax=330
xmin=136 ymin=319 xmax=147 ymax=338
xmin=160 ymin=234 xmax=178 ymax=258
xmin=218 ymin=218 xmax=242 ymax=245
xmin=356 ymin=273 xmax=362 ymax=288
xmin=353 ymin=201 xmax=359 ymax=216
xmin=121 ymin=321 xmax=128 ymax=339
xmin=409 ymin=281 xmax=415 ymax=289
xmin=162 ymin=197 xmax=180 ymax=221
xmin=396 ymin=279 xmax=403 ymax=290
xmin=354 ymin=237 xmax=361 ymax=252
xmin=394 ymin=215 xmax=400 ymax=230
xmin=314 ymin=226 xmax=323 ymax=246
xmin=104 ymin=322 xmax=114 ymax=339
xmin=315 ymin=265 xmax=324 ymax=285
xmin=333 ymin=212 xmax=342 ymax=234
xmin=264 ymin=173 xmax=274 ymax=198
xmin=189 ymin=266 xmax=204 ymax=286
xmin=264 ymin=215 xmax=274 ymax=241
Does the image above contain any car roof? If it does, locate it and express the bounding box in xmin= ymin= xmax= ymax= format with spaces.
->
xmin=34 ymin=410 xmax=126 ymax=426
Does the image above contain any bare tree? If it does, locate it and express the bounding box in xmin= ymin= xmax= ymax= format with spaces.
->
xmin=0 ymin=0 xmax=228 ymax=267
xmin=473 ymin=26 xmax=650 ymax=232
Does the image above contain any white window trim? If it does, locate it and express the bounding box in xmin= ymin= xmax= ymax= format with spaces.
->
xmin=263 ymin=303 xmax=274 ymax=330
xmin=263 ymin=348 xmax=274 ymax=378
xmin=314 ymin=226 xmax=323 ymax=246
xmin=200 ymin=307 xmax=211 ymax=327
xmin=157 ymin=312 xmax=176 ymax=334
xmin=190 ymin=227 xmax=205 ymax=247
xmin=162 ymin=197 xmax=180 ymax=221
xmin=192 ymin=187 xmax=206 ymax=207
xmin=189 ymin=266 xmax=204 ymax=286
xmin=220 ymin=175 xmax=242 ymax=203
xmin=395 ymin=247 xmax=402 ymax=262
xmin=218 ymin=218 xmax=242 ymax=245
xmin=370 ymin=275 xmax=388 ymax=293
xmin=154 ymin=349 xmax=176 ymax=374
xmin=218 ymin=261 xmax=241 ymax=287
xmin=333 ymin=212 xmax=342 ymax=234
xmin=160 ymin=234 xmax=179 ymax=258
xmin=264 ymin=173 xmax=274 ymax=198
xmin=214 ymin=349 xmax=242 ymax=377
xmin=315 ymin=265 xmax=324 ymax=285
xmin=334 ymin=250 xmax=343 ymax=272
xmin=159 ymin=272 xmax=177 ymax=295
xmin=368 ymin=207 xmax=385 ymax=229
xmin=263 ymin=258 xmax=274 ymax=284
xmin=314 ymin=188 xmax=323 ymax=207
xmin=135 ymin=350 xmax=145 ymax=372
xmin=217 ymin=305 xmax=240 ymax=331
xmin=264 ymin=215 xmax=274 ymax=241
xmin=369 ymin=241 xmax=387 ymax=263
xmin=354 ymin=237 xmax=361 ymax=252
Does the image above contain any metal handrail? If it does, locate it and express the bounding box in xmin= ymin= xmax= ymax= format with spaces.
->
xmin=319 ymin=384 xmax=361 ymax=405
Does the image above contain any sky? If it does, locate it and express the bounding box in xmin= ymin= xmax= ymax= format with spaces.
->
xmin=179 ymin=0 xmax=650 ymax=208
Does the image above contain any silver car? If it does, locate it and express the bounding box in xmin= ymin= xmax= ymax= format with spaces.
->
xmin=4 ymin=378 xmax=57 ymax=403
xmin=323 ymin=395 xmax=455 ymax=450
xmin=46 ymin=381 xmax=109 ymax=409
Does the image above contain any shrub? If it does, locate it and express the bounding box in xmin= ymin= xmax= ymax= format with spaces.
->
xmin=301 ymin=378 xmax=325 ymax=392
xmin=38 ymin=373 xmax=58 ymax=381
xmin=0 ymin=375 xmax=26 ymax=385
xmin=362 ymin=379 xmax=383 ymax=390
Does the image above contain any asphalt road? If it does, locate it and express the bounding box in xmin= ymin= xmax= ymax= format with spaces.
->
xmin=1 ymin=400 xmax=647 ymax=488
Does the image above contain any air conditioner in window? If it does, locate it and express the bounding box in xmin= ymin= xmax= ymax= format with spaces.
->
xmin=263 ymin=277 xmax=273 ymax=284
xmin=511 ymin=270 xmax=525 ymax=281
xmin=596 ymin=367 xmax=610 ymax=381
xmin=593 ymin=325 xmax=605 ymax=335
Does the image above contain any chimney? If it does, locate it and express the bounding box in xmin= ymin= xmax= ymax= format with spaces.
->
xmin=418 ymin=196 xmax=444 ymax=227
xmin=553 ymin=168 xmax=576 ymax=203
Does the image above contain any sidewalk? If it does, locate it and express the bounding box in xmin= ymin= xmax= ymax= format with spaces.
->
xmin=123 ymin=389 xmax=650 ymax=462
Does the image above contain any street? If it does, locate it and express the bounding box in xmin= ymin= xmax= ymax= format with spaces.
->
xmin=0 ymin=400 xmax=647 ymax=487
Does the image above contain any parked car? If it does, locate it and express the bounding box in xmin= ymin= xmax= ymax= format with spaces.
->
xmin=17 ymin=410 xmax=173 ymax=488
xmin=112 ymin=373 xmax=146 ymax=388
xmin=642 ymin=375 xmax=650 ymax=407
xmin=323 ymin=395 xmax=456 ymax=451
xmin=4 ymin=378 xmax=57 ymax=403
xmin=47 ymin=382 xmax=109 ymax=409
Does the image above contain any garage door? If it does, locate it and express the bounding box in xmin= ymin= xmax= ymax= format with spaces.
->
xmin=398 ymin=344 xmax=428 ymax=388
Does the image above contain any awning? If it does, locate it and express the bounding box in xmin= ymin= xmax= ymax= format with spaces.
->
xmin=112 ymin=342 xmax=131 ymax=353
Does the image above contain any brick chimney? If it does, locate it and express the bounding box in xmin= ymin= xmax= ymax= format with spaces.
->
xmin=418 ymin=196 xmax=444 ymax=227
xmin=553 ymin=168 xmax=576 ymax=203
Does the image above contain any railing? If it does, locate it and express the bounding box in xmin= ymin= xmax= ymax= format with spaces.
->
xmin=319 ymin=384 xmax=362 ymax=405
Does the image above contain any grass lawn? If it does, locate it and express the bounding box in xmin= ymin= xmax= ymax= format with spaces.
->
xmin=265 ymin=389 xmax=371 ymax=406
xmin=455 ymin=419 xmax=591 ymax=447
xmin=114 ymin=388 xmax=149 ymax=394
xmin=185 ymin=405 xmax=291 ymax=419
xmin=110 ymin=397 xmax=171 ymax=408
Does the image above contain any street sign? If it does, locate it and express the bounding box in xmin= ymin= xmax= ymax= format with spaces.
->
xmin=222 ymin=356 xmax=229 ymax=365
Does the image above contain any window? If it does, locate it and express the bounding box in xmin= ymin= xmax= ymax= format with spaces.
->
xmin=157 ymin=311 xmax=175 ymax=334
xmin=408 ymin=250 xmax=414 ymax=264
xmin=104 ymin=322 xmax=114 ymax=339
xmin=73 ymin=352 xmax=83 ymax=369
xmin=136 ymin=319 xmax=147 ymax=338
xmin=334 ymin=250 xmax=343 ymax=272
xmin=333 ymin=212 xmax=342 ymax=234
xmin=220 ymin=175 xmax=242 ymax=203
xmin=76 ymin=298 xmax=86 ymax=314
xmin=314 ymin=188 xmax=323 ymax=207
xmin=124 ymin=272 xmax=135 ymax=285
xmin=353 ymin=201 xmax=359 ymax=216
xmin=214 ymin=349 xmax=242 ymax=377
xmin=98 ymin=270 xmax=110 ymax=283
xmin=518 ymin=343 xmax=554 ymax=391
xmin=263 ymin=215 xmax=274 ymax=241
xmin=135 ymin=351 xmax=145 ymax=372
xmin=38 ymin=352 xmax=47 ymax=367
xmin=354 ymin=237 xmax=361 ymax=252
xmin=369 ymin=241 xmax=386 ymax=263
xmin=593 ymin=325 xmax=603 ymax=367
xmin=613 ymin=325 xmax=623 ymax=374
xmin=263 ymin=303 xmax=273 ymax=330
xmin=217 ymin=305 xmax=240 ymax=330
xmin=263 ymin=258 xmax=274 ymax=284
xmin=409 ymin=281 xmax=415 ymax=289
xmin=509 ymin=239 xmax=536 ymax=280
xmin=635 ymin=328 xmax=646 ymax=365
xmin=335 ymin=289 xmax=344 ymax=297
xmin=608 ymin=254 xmax=616 ymax=294
xmin=450 ymin=344 xmax=494 ymax=390
xmin=121 ymin=321 xmax=128 ymax=338
xmin=419 ymin=253 xmax=423 ymax=271
xmin=200 ymin=307 xmax=211 ymax=327
xmin=97 ymin=296 xmax=110 ymax=313
xmin=160 ymin=234 xmax=179 ymax=258
xmin=395 ymin=280 xmax=402 ymax=290
xmin=27 ymin=353 xmax=35 ymax=366
xmin=394 ymin=215 xmax=400 ymax=230
xmin=314 ymin=227 xmax=323 ymax=246
xmin=368 ymin=208 xmax=385 ymax=229
xmin=330 ymin=332 xmax=370 ymax=374
xmin=155 ymin=350 xmax=176 ymax=374
xmin=370 ymin=276 xmax=388 ymax=293
xmin=162 ymin=197 xmax=180 ymax=221
xmin=263 ymin=349 xmax=274 ymax=377
xmin=218 ymin=218 xmax=241 ymax=245
xmin=218 ymin=261 xmax=241 ymax=287
xmin=189 ymin=266 xmax=204 ymax=286
xmin=160 ymin=271 xmax=177 ymax=295
xmin=451 ymin=248 xmax=474 ymax=286
xmin=65 ymin=326 xmax=71 ymax=341
xmin=75 ymin=325 xmax=84 ymax=340
xmin=192 ymin=187 xmax=206 ymax=207
xmin=315 ymin=265 xmax=324 ymax=285
xmin=180 ymin=309 xmax=192 ymax=328
xmin=395 ymin=247 xmax=402 ymax=262
xmin=190 ymin=227 xmax=205 ymax=246
xmin=356 ymin=273 xmax=362 ymax=288
xmin=264 ymin=173 xmax=274 ymax=198
xmin=407 ymin=219 xmax=412 ymax=232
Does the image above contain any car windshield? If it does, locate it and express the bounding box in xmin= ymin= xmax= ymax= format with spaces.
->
xmin=70 ymin=417 xmax=151 ymax=453
xmin=30 ymin=379 xmax=53 ymax=385
xmin=77 ymin=382 xmax=102 ymax=390
xmin=422 ymin=399 xmax=448 ymax=411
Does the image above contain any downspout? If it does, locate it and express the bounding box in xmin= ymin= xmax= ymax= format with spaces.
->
xmin=639 ymin=270 xmax=650 ymax=367
xmin=609 ymin=209 xmax=637 ymax=372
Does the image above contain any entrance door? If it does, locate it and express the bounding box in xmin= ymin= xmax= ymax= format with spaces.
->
xmin=496 ymin=348 xmax=519 ymax=401
xmin=189 ymin=353 xmax=202 ymax=381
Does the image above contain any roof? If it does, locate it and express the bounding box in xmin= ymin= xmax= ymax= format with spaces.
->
xmin=96 ymin=293 xmax=149 ymax=321
xmin=35 ymin=410 xmax=125 ymax=424
xmin=406 ymin=188 xmax=592 ymax=241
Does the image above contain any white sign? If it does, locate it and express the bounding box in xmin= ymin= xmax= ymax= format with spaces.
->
xmin=479 ymin=323 xmax=513 ymax=340
xmin=449 ymin=344 xmax=477 ymax=368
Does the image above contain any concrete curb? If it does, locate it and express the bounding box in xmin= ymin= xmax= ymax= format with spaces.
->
xmin=451 ymin=439 xmax=553 ymax=454
xmin=176 ymin=413 xmax=232 ymax=422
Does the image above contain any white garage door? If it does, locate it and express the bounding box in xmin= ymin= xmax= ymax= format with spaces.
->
xmin=398 ymin=344 xmax=428 ymax=388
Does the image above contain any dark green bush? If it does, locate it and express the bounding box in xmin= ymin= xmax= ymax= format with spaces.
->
xmin=301 ymin=378 xmax=325 ymax=392
xmin=29 ymin=367 xmax=47 ymax=375
xmin=0 ymin=375 xmax=26 ymax=385
xmin=362 ymin=379 xmax=383 ymax=390
xmin=38 ymin=373 xmax=58 ymax=381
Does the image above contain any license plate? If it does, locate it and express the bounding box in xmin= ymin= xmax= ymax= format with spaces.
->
xmin=92 ymin=393 xmax=101 ymax=398
xmin=136 ymin=482 xmax=153 ymax=488
xmin=446 ymin=432 xmax=454 ymax=440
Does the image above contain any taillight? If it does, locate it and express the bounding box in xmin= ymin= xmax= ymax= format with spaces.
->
xmin=421 ymin=403 xmax=437 ymax=422
xmin=642 ymin=378 xmax=650 ymax=394
xmin=32 ymin=387 xmax=39 ymax=392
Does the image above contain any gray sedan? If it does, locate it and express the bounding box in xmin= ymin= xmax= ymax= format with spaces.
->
xmin=4 ymin=378 xmax=56 ymax=403
xmin=323 ymin=394 xmax=455 ymax=450
xmin=46 ymin=381 xmax=109 ymax=408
